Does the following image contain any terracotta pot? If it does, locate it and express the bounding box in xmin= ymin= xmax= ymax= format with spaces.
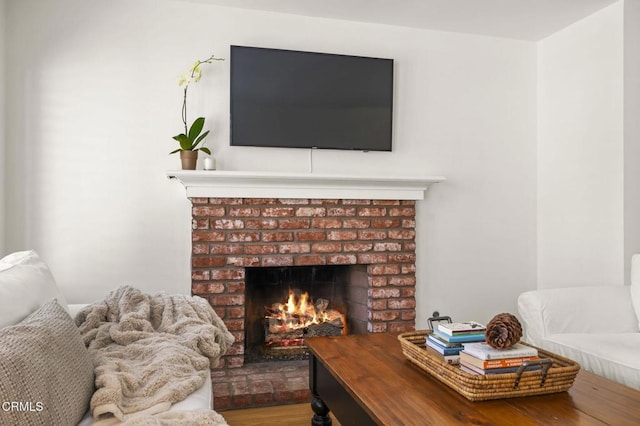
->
xmin=180 ymin=150 xmax=198 ymax=170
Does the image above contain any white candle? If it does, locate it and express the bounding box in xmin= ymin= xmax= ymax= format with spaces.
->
xmin=203 ymin=157 xmax=216 ymax=170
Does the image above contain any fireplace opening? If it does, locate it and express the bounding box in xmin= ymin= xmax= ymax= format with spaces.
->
xmin=245 ymin=265 xmax=366 ymax=363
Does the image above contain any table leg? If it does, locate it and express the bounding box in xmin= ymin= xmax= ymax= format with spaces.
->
xmin=311 ymin=395 xmax=332 ymax=426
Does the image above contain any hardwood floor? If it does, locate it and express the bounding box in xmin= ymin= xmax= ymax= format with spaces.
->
xmin=221 ymin=403 xmax=341 ymax=426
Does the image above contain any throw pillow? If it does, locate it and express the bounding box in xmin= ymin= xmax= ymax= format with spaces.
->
xmin=0 ymin=299 xmax=94 ymax=426
xmin=0 ymin=250 xmax=69 ymax=328
xmin=631 ymin=254 xmax=640 ymax=328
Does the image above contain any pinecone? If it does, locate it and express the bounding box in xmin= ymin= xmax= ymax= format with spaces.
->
xmin=485 ymin=313 xmax=522 ymax=349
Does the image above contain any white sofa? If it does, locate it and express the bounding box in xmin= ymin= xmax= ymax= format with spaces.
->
xmin=0 ymin=250 xmax=214 ymax=426
xmin=518 ymin=255 xmax=640 ymax=391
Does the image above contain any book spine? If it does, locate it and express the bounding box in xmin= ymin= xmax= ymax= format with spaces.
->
xmin=461 ymin=353 xmax=539 ymax=369
xmin=463 ymin=348 xmax=538 ymax=360
xmin=445 ymin=333 xmax=486 ymax=343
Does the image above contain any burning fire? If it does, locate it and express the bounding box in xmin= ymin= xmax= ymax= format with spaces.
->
xmin=266 ymin=290 xmax=344 ymax=334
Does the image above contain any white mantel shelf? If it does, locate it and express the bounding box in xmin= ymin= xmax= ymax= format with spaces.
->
xmin=166 ymin=170 xmax=445 ymax=200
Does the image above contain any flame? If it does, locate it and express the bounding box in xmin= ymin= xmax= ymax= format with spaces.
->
xmin=266 ymin=290 xmax=340 ymax=333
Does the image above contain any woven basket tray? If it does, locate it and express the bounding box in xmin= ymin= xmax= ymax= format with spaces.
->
xmin=398 ymin=330 xmax=580 ymax=401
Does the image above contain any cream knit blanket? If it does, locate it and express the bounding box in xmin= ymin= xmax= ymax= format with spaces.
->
xmin=76 ymin=286 xmax=234 ymax=425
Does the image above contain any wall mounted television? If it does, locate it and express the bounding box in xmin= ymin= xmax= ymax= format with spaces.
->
xmin=230 ymin=45 xmax=394 ymax=151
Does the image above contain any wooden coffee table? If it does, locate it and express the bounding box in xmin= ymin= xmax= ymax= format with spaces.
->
xmin=307 ymin=333 xmax=640 ymax=425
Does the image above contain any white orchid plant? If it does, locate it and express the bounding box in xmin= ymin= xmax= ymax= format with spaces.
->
xmin=170 ymin=54 xmax=224 ymax=155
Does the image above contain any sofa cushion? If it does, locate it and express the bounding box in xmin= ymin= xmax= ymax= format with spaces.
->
xmin=0 ymin=299 xmax=94 ymax=426
xmin=0 ymin=250 xmax=68 ymax=328
xmin=631 ymin=254 xmax=640 ymax=329
xmin=541 ymin=333 xmax=640 ymax=391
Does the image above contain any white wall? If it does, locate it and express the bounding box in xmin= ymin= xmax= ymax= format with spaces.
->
xmin=0 ymin=0 xmax=5 ymax=255
xmin=624 ymin=0 xmax=640 ymax=283
xmin=537 ymin=2 xmax=624 ymax=288
xmin=4 ymin=0 xmax=537 ymax=325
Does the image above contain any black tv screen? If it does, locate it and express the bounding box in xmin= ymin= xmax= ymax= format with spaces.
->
xmin=230 ymin=46 xmax=393 ymax=151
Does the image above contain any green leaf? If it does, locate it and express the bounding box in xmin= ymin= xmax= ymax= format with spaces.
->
xmin=188 ymin=117 xmax=205 ymax=142
xmin=193 ymin=130 xmax=210 ymax=147
xmin=180 ymin=140 xmax=192 ymax=150
xmin=169 ymin=148 xmax=182 ymax=155
xmin=173 ymin=133 xmax=188 ymax=143
xmin=198 ymin=147 xmax=212 ymax=155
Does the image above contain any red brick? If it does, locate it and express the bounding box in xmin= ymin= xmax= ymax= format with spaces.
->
xmin=401 ymin=264 xmax=416 ymax=274
xmin=327 ymin=207 xmax=356 ymax=216
xmin=311 ymin=199 xmax=340 ymax=205
xmin=244 ymin=244 xmax=277 ymax=254
xmin=371 ymin=219 xmax=401 ymax=228
xmin=402 ymin=219 xmax=416 ymax=228
xmin=191 ymin=197 xmax=209 ymax=204
xmin=192 ymin=257 xmax=226 ymax=268
xmin=279 ymin=243 xmax=311 ymax=254
xmin=369 ymin=264 xmax=401 ymax=275
xmin=244 ymin=219 xmax=278 ymax=229
xmin=370 ymin=276 xmax=387 ymax=287
xmin=373 ymin=242 xmax=402 ymax=252
xmin=211 ymin=269 xmax=245 ymax=280
xmin=327 ymin=254 xmax=357 ymax=265
xmin=311 ymin=218 xmax=342 ymax=228
xmin=227 ymin=232 xmax=261 ymax=242
xmin=278 ymin=199 xmax=310 ymax=205
xmin=344 ymin=242 xmax=373 ymax=252
xmin=261 ymin=256 xmax=294 ymax=267
xmin=278 ymin=219 xmax=310 ymax=229
xmin=191 ymin=271 xmax=210 ymax=281
xmin=401 ymin=288 xmax=416 ymax=298
xmin=218 ymin=198 xmax=243 ymax=205
xmin=370 ymin=299 xmax=387 ymax=310
xmin=357 ymin=207 xmax=387 ymax=217
xmin=226 ymin=282 xmax=245 ymax=293
xmin=389 ymin=207 xmax=416 ymax=217
xmin=192 ymin=218 xmax=209 ymax=230
xmin=389 ymin=253 xmax=416 ymax=263
xmin=371 ymin=311 xmax=400 ymax=321
xmin=294 ymin=255 xmax=327 ymax=266
xmin=368 ymin=323 xmax=388 ymax=333
xmin=296 ymin=231 xmax=325 ymax=241
xmin=209 ymin=295 xmax=245 ymax=307
xmin=402 ymin=311 xmax=417 ymax=321
xmin=371 ymin=288 xmax=401 ymax=299
xmin=193 ymin=231 xmax=225 ymax=242
xmin=192 ymin=206 xmax=225 ymax=217
xmin=342 ymin=219 xmax=370 ymax=229
xmin=343 ymin=199 xmax=371 ymax=205
xmin=192 ymin=283 xmax=225 ymax=294
xmin=213 ymin=219 xmax=245 ymax=229
xmin=358 ymin=253 xmax=388 ymax=264
xmin=388 ymin=298 xmax=416 ymax=309
xmin=262 ymin=232 xmax=294 ymax=242
xmin=192 ymin=243 xmax=209 ymax=255
xmin=295 ymin=207 xmax=326 ymax=217
xmin=358 ymin=230 xmax=388 ymax=240
xmin=224 ymin=319 xmax=244 ymax=331
xmin=262 ymin=207 xmax=294 ymax=217
xmin=226 ymin=256 xmax=260 ymax=267
xmin=404 ymin=242 xmax=417 ymax=251
xmin=327 ymin=230 xmax=357 ymax=241
xmin=229 ymin=207 xmax=261 ymax=217
xmin=388 ymin=276 xmax=417 ymax=286
xmin=244 ymin=198 xmax=278 ymax=204
xmin=226 ymin=356 xmax=244 ymax=369
xmin=228 ymin=307 xmax=245 ymax=318
xmin=210 ymin=244 xmax=244 ymax=255
xmin=389 ymin=230 xmax=416 ymax=240
xmin=373 ymin=200 xmax=400 ymax=205
xmin=311 ymin=242 xmax=341 ymax=253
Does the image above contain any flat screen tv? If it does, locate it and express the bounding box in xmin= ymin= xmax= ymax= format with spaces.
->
xmin=230 ymin=45 xmax=393 ymax=151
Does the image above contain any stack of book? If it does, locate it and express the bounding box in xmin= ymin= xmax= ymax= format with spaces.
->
xmin=426 ymin=321 xmax=486 ymax=365
xmin=459 ymin=342 xmax=539 ymax=375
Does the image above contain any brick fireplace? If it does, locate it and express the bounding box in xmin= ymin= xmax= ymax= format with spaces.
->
xmin=168 ymin=170 xmax=443 ymax=408
xmin=190 ymin=197 xmax=418 ymax=369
